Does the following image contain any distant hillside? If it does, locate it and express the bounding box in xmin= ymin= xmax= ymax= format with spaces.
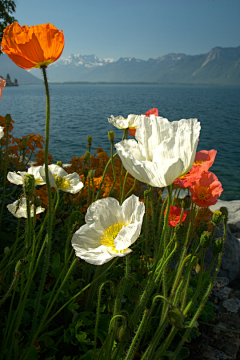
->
xmin=0 ymin=54 xmax=43 ymax=85
xmin=29 ymin=46 xmax=240 ymax=85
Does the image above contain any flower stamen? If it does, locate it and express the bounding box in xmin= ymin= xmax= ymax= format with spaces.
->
xmin=101 ymin=221 xmax=128 ymax=253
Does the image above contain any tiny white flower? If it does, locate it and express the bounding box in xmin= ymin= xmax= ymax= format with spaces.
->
xmin=108 ymin=114 xmax=141 ymax=130
xmin=7 ymin=166 xmax=46 ymax=186
xmin=0 ymin=126 xmax=4 ymax=139
xmin=115 ymin=116 xmax=201 ymax=188
xmin=40 ymin=164 xmax=84 ymax=193
xmin=7 ymin=197 xmax=45 ymax=218
xmin=71 ymin=195 xmax=145 ymax=265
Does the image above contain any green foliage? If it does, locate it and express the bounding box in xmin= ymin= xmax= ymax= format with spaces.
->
xmin=0 ymin=0 xmax=17 ymax=50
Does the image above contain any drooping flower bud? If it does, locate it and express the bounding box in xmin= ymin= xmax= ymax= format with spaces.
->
xmin=220 ymin=206 xmax=228 ymax=220
xmin=56 ymin=161 xmax=63 ymax=167
xmin=87 ymin=136 xmax=92 ymax=145
xmin=196 ymin=221 xmax=208 ymax=237
xmin=211 ymin=211 xmax=222 ymax=226
xmin=200 ymin=231 xmax=212 ymax=248
xmin=15 ymin=259 xmax=28 ymax=273
xmin=117 ymin=325 xmax=131 ymax=343
xmin=168 ymin=306 xmax=185 ymax=329
xmin=212 ymin=238 xmax=224 ymax=254
xmin=24 ymin=174 xmax=35 ymax=196
xmin=83 ymin=151 xmax=90 ymax=162
xmin=21 ymin=137 xmax=28 ymax=149
xmin=5 ymin=114 xmax=11 ymax=125
xmin=108 ymin=130 xmax=115 ymax=142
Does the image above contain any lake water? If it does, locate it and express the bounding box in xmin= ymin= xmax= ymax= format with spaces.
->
xmin=1 ymin=83 xmax=240 ymax=201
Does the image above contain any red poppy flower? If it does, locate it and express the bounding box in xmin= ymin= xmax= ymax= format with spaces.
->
xmin=1 ymin=22 xmax=64 ymax=69
xmin=128 ymin=108 xmax=159 ymax=136
xmin=193 ymin=150 xmax=217 ymax=172
xmin=164 ymin=205 xmax=187 ymax=227
xmin=189 ymin=171 xmax=223 ymax=207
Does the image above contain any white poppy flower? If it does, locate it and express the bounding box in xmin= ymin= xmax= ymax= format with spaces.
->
xmin=40 ymin=164 xmax=84 ymax=194
xmin=108 ymin=114 xmax=142 ymax=130
xmin=7 ymin=166 xmax=46 ymax=186
xmin=115 ymin=116 xmax=201 ymax=188
xmin=0 ymin=126 xmax=4 ymax=139
xmin=71 ymin=195 xmax=145 ymax=265
xmin=7 ymin=197 xmax=45 ymax=218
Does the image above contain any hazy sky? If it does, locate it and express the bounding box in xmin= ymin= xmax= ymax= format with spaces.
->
xmin=14 ymin=0 xmax=240 ymax=61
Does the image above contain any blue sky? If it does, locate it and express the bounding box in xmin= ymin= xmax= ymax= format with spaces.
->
xmin=14 ymin=0 xmax=240 ymax=61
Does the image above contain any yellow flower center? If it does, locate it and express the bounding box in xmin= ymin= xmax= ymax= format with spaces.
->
xmin=53 ymin=175 xmax=70 ymax=190
xmin=101 ymin=221 xmax=128 ymax=253
xmin=169 ymin=214 xmax=177 ymax=221
xmin=194 ymin=160 xmax=204 ymax=166
xmin=35 ymin=178 xmax=43 ymax=185
xmin=197 ymin=186 xmax=210 ymax=201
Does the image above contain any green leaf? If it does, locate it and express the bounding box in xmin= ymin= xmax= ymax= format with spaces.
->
xmin=38 ymin=334 xmax=54 ymax=347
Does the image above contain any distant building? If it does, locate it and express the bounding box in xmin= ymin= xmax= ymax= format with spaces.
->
xmin=0 ymin=74 xmax=18 ymax=86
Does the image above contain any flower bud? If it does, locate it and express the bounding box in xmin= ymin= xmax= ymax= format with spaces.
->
xmin=56 ymin=161 xmax=63 ymax=167
xmin=108 ymin=130 xmax=115 ymax=142
xmin=34 ymin=196 xmax=42 ymax=207
xmin=129 ymin=283 xmax=143 ymax=302
xmin=24 ymin=174 xmax=35 ymax=196
xmin=212 ymin=238 xmax=224 ymax=254
xmin=83 ymin=151 xmax=90 ymax=162
xmin=220 ymin=206 xmax=228 ymax=220
xmin=211 ymin=211 xmax=222 ymax=226
xmin=87 ymin=135 xmax=92 ymax=145
xmin=168 ymin=306 xmax=185 ymax=329
xmin=83 ymin=168 xmax=88 ymax=178
xmin=88 ymin=169 xmax=94 ymax=178
xmin=200 ymin=231 xmax=212 ymax=248
xmin=117 ymin=325 xmax=131 ymax=343
xmin=15 ymin=259 xmax=28 ymax=273
xmin=4 ymin=246 xmax=10 ymax=255
xmin=21 ymin=137 xmax=28 ymax=149
xmin=5 ymin=114 xmax=11 ymax=125
xmin=196 ymin=221 xmax=208 ymax=237
xmin=182 ymin=195 xmax=192 ymax=209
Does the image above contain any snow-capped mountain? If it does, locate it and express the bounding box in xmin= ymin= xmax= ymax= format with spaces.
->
xmin=28 ymin=46 xmax=240 ymax=85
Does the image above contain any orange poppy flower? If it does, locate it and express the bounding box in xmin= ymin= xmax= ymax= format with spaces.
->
xmin=174 ymin=165 xmax=203 ymax=189
xmin=128 ymin=108 xmax=159 ymax=136
xmin=193 ymin=149 xmax=217 ymax=172
xmin=1 ymin=22 xmax=64 ymax=69
xmin=189 ymin=171 xmax=223 ymax=207
xmin=164 ymin=205 xmax=187 ymax=227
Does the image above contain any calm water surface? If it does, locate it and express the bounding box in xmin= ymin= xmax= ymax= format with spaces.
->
xmin=1 ymin=84 xmax=240 ymax=201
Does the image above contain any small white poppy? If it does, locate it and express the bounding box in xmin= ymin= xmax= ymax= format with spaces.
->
xmin=71 ymin=195 xmax=145 ymax=265
xmin=7 ymin=197 xmax=45 ymax=218
xmin=0 ymin=126 xmax=4 ymax=139
xmin=115 ymin=116 xmax=201 ymax=188
xmin=40 ymin=164 xmax=84 ymax=194
xmin=108 ymin=114 xmax=142 ymax=130
xmin=7 ymin=166 xmax=46 ymax=186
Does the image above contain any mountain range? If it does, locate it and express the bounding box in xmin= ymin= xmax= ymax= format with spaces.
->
xmin=0 ymin=46 xmax=239 ymax=85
